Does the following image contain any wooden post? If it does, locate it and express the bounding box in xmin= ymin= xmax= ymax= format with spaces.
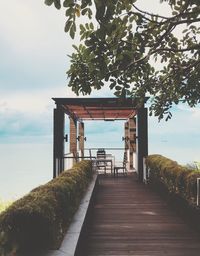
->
xmin=137 ymin=108 xmax=148 ymax=182
xmin=124 ymin=121 xmax=129 ymax=167
xmin=129 ymin=117 xmax=136 ymax=170
xmin=70 ymin=117 xmax=77 ymax=163
xmin=79 ymin=122 xmax=84 ymax=158
xmin=53 ymin=107 xmax=65 ymax=178
xmin=124 ymin=121 xmax=129 ymax=151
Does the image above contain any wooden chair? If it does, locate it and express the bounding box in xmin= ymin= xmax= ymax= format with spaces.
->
xmin=96 ymin=149 xmax=107 ymax=174
xmin=114 ymin=152 xmax=128 ymax=177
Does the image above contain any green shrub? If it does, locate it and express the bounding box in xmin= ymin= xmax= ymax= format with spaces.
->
xmin=146 ymin=155 xmax=200 ymax=204
xmin=0 ymin=160 xmax=93 ymax=255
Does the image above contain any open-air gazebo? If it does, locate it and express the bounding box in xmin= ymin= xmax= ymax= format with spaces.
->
xmin=52 ymin=97 xmax=148 ymax=182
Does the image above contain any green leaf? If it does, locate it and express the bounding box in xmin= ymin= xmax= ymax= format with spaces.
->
xmin=45 ymin=0 xmax=54 ymax=6
xmin=114 ymin=91 xmax=121 ymax=97
xmin=81 ymin=2 xmax=88 ymax=9
xmin=72 ymin=45 xmax=79 ymax=51
xmin=85 ymin=40 xmax=92 ymax=46
xmin=54 ymin=0 xmax=61 ymax=9
xmin=66 ymin=8 xmax=72 ymax=16
xmin=80 ymin=34 xmax=86 ymax=40
xmin=90 ymin=22 xmax=94 ymax=30
xmin=110 ymin=81 xmax=116 ymax=89
xmin=70 ymin=24 xmax=76 ymax=39
xmin=65 ymin=20 xmax=72 ymax=33
xmin=172 ymin=11 xmax=178 ymax=15
xmin=88 ymin=8 xmax=92 ymax=19
xmin=81 ymin=8 xmax=88 ymax=16
xmin=63 ymin=0 xmax=74 ymax=8
xmin=95 ymin=5 xmax=106 ymax=21
xmin=96 ymin=29 xmax=106 ymax=39
xmin=117 ymin=79 xmax=123 ymax=85
xmin=80 ymin=24 xmax=85 ymax=32
xmin=115 ymin=85 xmax=121 ymax=90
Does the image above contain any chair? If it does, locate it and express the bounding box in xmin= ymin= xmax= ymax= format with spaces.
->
xmin=96 ymin=149 xmax=107 ymax=174
xmin=114 ymin=152 xmax=128 ymax=177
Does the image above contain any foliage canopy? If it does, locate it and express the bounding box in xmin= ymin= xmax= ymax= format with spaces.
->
xmin=45 ymin=0 xmax=200 ymax=120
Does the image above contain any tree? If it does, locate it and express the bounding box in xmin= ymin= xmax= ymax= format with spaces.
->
xmin=45 ymin=0 xmax=200 ymax=120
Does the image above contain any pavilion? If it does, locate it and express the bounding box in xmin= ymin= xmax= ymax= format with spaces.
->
xmin=52 ymin=97 xmax=148 ymax=182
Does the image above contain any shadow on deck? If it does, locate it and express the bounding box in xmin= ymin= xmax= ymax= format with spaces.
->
xmin=77 ymin=174 xmax=200 ymax=256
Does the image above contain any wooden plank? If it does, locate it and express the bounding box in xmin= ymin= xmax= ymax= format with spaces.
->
xmin=76 ymin=174 xmax=200 ymax=256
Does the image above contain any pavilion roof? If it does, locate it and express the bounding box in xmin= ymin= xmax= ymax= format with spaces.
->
xmin=52 ymin=97 xmax=148 ymax=121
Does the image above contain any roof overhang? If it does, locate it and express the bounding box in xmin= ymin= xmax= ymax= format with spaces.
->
xmin=52 ymin=97 xmax=149 ymax=121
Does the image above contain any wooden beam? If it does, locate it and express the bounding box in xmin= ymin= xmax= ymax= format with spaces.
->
xmin=52 ymin=97 xmax=149 ymax=108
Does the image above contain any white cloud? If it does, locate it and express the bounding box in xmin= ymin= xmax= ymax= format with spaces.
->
xmin=0 ymin=85 xmax=76 ymax=114
xmin=0 ymin=2 xmax=65 ymax=55
xmin=148 ymin=104 xmax=200 ymax=164
xmin=149 ymin=104 xmax=200 ymax=136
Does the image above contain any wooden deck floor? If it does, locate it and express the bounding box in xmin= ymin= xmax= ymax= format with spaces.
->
xmin=78 ymin=174 xmax=200 ymax=256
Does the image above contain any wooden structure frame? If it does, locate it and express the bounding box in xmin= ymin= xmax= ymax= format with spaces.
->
xmin=52 ymin=97 xmax=148 ymax=182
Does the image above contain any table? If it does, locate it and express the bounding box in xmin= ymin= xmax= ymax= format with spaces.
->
xmin=93 ymin=159 xmax=113 ymax=174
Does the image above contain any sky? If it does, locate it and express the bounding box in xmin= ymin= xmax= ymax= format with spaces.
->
xmin=0 ymin=1 xmax=200 ymax=199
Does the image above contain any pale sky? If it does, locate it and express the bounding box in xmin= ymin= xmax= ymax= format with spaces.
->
xmin=0 ymin=1 xmax=200 ymax=199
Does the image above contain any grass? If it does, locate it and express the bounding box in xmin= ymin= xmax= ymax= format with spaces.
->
xmin=0 ymin=198 xmax=13 ymax=213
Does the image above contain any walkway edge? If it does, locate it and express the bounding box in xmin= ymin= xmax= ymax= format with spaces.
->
xmin=44 ymin=174 xmax=98 ymax=256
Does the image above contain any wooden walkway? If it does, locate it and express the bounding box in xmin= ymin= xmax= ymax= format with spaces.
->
xmin=78 ymin=174 xmax=200 ymax=256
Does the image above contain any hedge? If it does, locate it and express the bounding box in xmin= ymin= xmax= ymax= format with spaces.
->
xmin=0 ymin=160 xmax=93 ymax=256
xmin=146 ymin=154 xmax=200 ymax=205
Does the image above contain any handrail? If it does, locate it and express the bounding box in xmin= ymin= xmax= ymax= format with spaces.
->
xmin=63 ymin=156 xmax=96 ymax=160
xmin=85 ymin=147 xmax=125 ymax=150
xmin=63 ymin=148 xmax=129 ymax=173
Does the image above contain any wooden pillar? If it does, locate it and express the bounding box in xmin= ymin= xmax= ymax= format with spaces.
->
xmin=129 ymin=117 xmax=136 ymax=170
xmin=124 ymin=121 xmax=129 ymax=167
xmin=53 ymin=107 xmax=65 ymax=178
xmin=124 ymin=121 xmax=129 ymax=151
xmin=79 ymin=122 xmax=84 ymax=158
xmin=137 ymin=108 xmax=148 ymax=182
xmin=70 ymin=117 xmax=77 ymax=163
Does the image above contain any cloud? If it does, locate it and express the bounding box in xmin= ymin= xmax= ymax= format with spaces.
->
xmin=0 ymin=109 xmax=51 ymax=143
xmin=0 ymin=85 xmax=77 ymax=143
xmin=0 ymin=1 xmax=77 ymax=92
xmin=0 ymin=1 xmax=68 ymax=55
xmin=0 ymin=86 xmax=76 ymax=113
xmin=149 ymin=104 xmax=200 ymax=136
xmin=148 ymin=104 xmax=200 ymax=164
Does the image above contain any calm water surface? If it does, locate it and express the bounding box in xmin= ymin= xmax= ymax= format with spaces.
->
xmin=0 ymin=144 xmax=52 ymax=200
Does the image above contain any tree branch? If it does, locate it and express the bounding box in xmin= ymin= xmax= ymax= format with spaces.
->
xmin=132 ymin=4 xmax=170 ymax=20
xmin=128 ymin=11 xmax=159 ymax=23
xmin=132 ymin=3 xmax=200 ymax=26
xmin=152 ymin=45 xmax=200 ymax=53
xmin=171 ymin=18 xmax=200 ymax=26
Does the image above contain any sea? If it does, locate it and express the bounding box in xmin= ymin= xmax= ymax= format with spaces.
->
xmin=0 ymin=144 xmax=52 ymax=200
